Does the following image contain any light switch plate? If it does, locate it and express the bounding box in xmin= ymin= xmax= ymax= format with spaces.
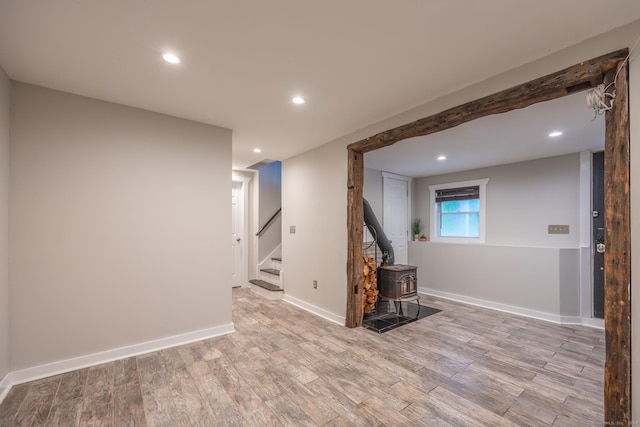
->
xmin=548 ymin=225 xmax=570 ymax=234
xmin=289 ymin=225 xmax=296 ymax=234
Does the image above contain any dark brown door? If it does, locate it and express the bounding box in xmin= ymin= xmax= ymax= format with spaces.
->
xmin=592 ymin=151 xmax=604 ymax=319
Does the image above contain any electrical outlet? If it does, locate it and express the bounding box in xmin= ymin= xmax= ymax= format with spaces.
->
xmin=548 ymin=225 xmax=570 ymax=234
xmin=290 ymin=225 xmax=296 ymax=234
xmin=313 ymin=280 xmax=317 ymax=289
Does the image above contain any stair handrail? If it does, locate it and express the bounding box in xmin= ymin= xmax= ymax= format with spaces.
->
xmin=256 ymin=208 xmax=282 ymax=237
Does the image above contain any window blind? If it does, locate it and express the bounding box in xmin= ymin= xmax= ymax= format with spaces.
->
xmin=435 ymin=185 xmax=479 ymax=203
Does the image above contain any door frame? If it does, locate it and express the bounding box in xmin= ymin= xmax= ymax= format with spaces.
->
xmin=345 ymin=49 xmax=631 ymax=423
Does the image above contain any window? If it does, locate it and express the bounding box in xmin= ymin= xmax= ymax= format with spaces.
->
xmin=428 ymin=179 xmax=489 ymax=243
xmin=437 ymin=187 xmax=480 ymax=237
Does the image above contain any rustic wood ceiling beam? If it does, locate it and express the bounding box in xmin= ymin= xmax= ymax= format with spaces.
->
xmin=348 ymin=49 xmax=628 ymax=154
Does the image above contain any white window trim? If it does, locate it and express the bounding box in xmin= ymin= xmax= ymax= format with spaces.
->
xmin=428 ymin=178 xmax=489 ymax=244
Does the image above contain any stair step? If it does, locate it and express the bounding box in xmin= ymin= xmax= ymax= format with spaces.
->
xmin=249 ymin=279 xmax=282 ymax=292
xmin=261 ymin=268 xmax=281 ymax=276
xmin=271 ymin=257 xmax=282 ymax=262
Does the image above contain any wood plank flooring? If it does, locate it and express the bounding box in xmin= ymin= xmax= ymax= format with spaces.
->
xmin=0 ymin=288 xmax=604 ymax=426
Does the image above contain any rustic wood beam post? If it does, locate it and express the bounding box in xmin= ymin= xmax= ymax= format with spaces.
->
xmin=604 ymin=61 xmax=631 ymax=426
xmin=346 ymin=148 xmax=364 ymax=327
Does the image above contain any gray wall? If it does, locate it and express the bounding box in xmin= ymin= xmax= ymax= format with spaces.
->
xmin=559 ymin=248 xmax=581 ymax=317
xmin=414 ymin=153 xmax=581 ymax=247
xmin=9 ymin=83 xmax=232 ymax=370
xmin=409 ymin=154 xmax=583 ymax=318
xmin=408 ymin=242 xmax=579 ymax=316
xmin=0 ymin=66 xmax=9 ymax=379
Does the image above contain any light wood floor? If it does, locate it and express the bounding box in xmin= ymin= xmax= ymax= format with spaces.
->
xmin=0 ymin=287 xmax=604 ymax=426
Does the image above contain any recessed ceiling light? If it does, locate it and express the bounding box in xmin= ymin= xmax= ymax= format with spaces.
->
xmin=437 ymin=155 xmax=447 ymax=161
xmin=292 ymin=96 xmax=305 ymax=105
xmin=253 ymin=148 xmax=262 ymax=153
xmin=548 ymin=131 xmax=563 ymax=137
xmin=162 ymin=53 xmax=181 ymax=64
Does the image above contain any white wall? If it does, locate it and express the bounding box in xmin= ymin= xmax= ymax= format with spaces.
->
xmin=0 ymin=66 xmax=9 ymax=380
xmin=414 ymin=153 xmax=581 ymax=247
xmin=363 ymin=167 xmax=383 ymax=220
xmin=281 ymin=18 xmax=640 ymax=414
xmin=363 ymin=167 xmax=384 ymax=246
xmin=9 ymin=83 xmax=232 ymax=371
xmin=282 ymin=139 xmax=348 ymax=321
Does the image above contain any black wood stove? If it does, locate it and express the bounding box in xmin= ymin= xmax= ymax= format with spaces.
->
xmin=377 ymin=265 xmax=418 ymax=299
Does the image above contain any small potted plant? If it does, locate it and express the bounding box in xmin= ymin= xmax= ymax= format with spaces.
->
xmin=412 ymin=218 xmax=423 ymax=241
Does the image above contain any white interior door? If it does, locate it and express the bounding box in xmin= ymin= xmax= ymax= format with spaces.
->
xmin=231 ymin=181 xmax=245 ymax=287
xmin=383 ymin=172 xmax=411 ymax=265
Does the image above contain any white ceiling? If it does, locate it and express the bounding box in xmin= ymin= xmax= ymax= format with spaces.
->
xmin=364 ymin=91 xmax=605 ymax=178
xmin=0 ymin=1 xmax=638 ymax=170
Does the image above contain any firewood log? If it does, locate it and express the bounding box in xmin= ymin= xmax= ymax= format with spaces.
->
xmin=362 ymin=256 xmax=379 ymax=313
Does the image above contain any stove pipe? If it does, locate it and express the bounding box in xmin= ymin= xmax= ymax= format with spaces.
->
xmin=363 ymin=198 xmax=395 ymax=265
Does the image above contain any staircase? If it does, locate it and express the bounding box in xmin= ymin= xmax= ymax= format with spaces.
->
xmin=249 ymin=257 xmax=283 ymax=300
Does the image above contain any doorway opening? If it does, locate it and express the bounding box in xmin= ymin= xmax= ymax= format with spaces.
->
xmin=364 ymin=90 xmax=605 ymax=326
xmin=232 ymin=174 xmax=252 ymax=288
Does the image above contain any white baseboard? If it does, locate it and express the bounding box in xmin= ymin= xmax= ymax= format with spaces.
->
xmin=0 ymin=373 xmax=11 ymax=404
xmin=283 ymin=294 xmax=345 ymax=326
xmin=580 ymin=317 xmax=605 ymax=329
xmin=418 ymin=287 xmax=604 ymax=329
xmin=0 ymin=323 xmax=235 ymax=405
